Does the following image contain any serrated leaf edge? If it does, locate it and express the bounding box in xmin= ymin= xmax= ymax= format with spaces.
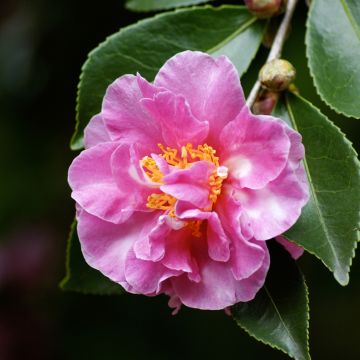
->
xmin=233 ymin=271 xmax=310 ymax=360
xmin=305 ymin=0 xmax=360 ymax=119
xmin=284 ymin=93 xmax=360 ymax=286
xmin=125 ymin=0 xmax=213 ymax=13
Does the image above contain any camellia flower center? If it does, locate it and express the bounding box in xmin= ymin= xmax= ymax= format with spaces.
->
xmin=141 ymin=143 xmax=228 ymax=236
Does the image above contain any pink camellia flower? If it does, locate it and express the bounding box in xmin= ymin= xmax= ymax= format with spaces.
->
xmin=68 ymin=51 xmax=309 ymax=312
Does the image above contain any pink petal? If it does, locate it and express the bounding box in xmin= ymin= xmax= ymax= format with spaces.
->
xmin=282 ymin=123 xmax=309 ymax=192
xmin=101 ymin=74 xmax=163 ymax=148
xmin=162 ymin=228 xmax=200 ymax=280
xmin=84 ymin=114 xmax=111 ymax=149
xmin=170 ymin=240 xmax=269 ymax=310
xmin=163 ymin=285 xmax=182 ymax=315
xmin=133 ymin=216 xmax=170 ymax=262
xmin=124 ymin=248 xmax=180 ymax=295
xmin=111 ymin=142 xmax=155 ymax=209
xmin=136 ymin=73 xmax=166 ymax=99
xmin=283 ymin=123 xmax=305 ymax=171
xmin=154 ymin=51 xmax=245 ymax=144
xmin=230 ymin=238 xmax=266 ymax=280
xmin=220 ymin=107 xmax=290 ymax=190
xmin=69 ymin=142 xmax=133 ymax=224
xmin=77 ymin=207 xmax=154 ymax=291
xmin=175 ymin=206 xmax=230 ymax=262
xmin=236 ymin=163 xmax=309 ymax=240
xmin=161 ymin=161 xmax=214 ymax=209
xmin=215 ymin=191 xmax=266 ymax=279
xmin=276 ymin=236 xmax=304 ymax=260
xmin=215 ymin=185 xmax=253 ymax=240
xmin=141 ymin=91 xmax=209 ymax=148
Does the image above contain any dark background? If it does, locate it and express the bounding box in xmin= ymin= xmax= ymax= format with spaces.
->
xmin=0 ymin=0 xmax=359 ymax=359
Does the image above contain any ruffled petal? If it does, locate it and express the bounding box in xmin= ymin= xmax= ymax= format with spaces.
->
xmin=283 ymin=123 xmax=305 ymax=171
xmin=170 ymin=240 xmax=269 ymax=310
xmin=77 ymin=208 xmax=154 ymax=291
xmin=69 ymin=142 xmax=134 ymax=224
xmin=236 ymin=163 xmax=309 ymax=240
xmin=162 ymin=228 xmax=200 ymax=281
xmin=276 ymin=236 xmax=304 ymax=260
xmin=84 ymin=114 xmax=111 ymax=149
xmin=154 ymin=51 xmax=245 ymax=144
xmin=215 ymin=185 xmax=253 ymax=240
xmin=133 ymin=215 xmax=170 ymax=262
xmin=220 ymin=107 xmax=290 ymax=189
xmin=101 ymin=74 xmax=163 ymax=148
xmin=124 ymin=248 xmax=180 ymax=295
xmin=111 ymin=142 xmax=155 ymax=210
xmin=161 ymin=161 xmax=214 ymax=209
xmin=230 ymin=237 xmax=266 ymax=280
xmin=141 ymin=91 xmax=209 ymax=148
xmin=175 ymin=206 xmax=230 ymax=262
xmin=215 ymin=190 xmax=266 ymax=279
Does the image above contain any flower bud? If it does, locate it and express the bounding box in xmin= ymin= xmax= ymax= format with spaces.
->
xmin=259 ymin=59 xmax=296 ymax=92
xmin=253 ymin=89 xmax=279 ymax=115
xmin=244 ymin=0 xmax=282 ymax=19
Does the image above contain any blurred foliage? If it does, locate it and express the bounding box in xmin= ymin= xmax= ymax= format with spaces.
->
xmin=0 ymin=0 xmax=359 ymax=359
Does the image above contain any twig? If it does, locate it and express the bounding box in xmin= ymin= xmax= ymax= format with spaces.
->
xmin=246 ymin=0 xmax=299 ymax=108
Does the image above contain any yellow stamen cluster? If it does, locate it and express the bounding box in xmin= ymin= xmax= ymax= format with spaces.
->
xmin=141 ymin=143 xmax=227 ymax=237
xmin=141 ymin=156 xmax=164 ymax=184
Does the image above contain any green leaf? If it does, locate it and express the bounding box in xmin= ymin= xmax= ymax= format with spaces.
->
xmin=60 ymin=220 xmax=124 ymax=295
xmin=232 ymin=242 xmax=310 ymax=360
xmin=126 ymin=0 xmax=212 ymax=12
xmin=71 ymin=5 xmax=265 ymax=150
xmin=306 ymin=0 xmax=360 ymax=118
xmin=274 ymin=93 xmax=360 ymax=285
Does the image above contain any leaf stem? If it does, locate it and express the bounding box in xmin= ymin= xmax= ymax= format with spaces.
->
xmin=246 ymin=0 xmax=299 ymax=108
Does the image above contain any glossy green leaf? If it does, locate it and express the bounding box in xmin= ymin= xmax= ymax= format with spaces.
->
xmin=306 ymin=0 xmax=360 ymax=118
xmin=126 ymin=0 xmax=212 ymax=12
xmin=274 ymin=93 xmax=360 ymax=285
xmin=71 ymin=5 xmax=265 ymax=150
xmin=233 ymin=242 xmax=310 ymax=360
xmin=60 ymin=220 xmax=124 ymax=295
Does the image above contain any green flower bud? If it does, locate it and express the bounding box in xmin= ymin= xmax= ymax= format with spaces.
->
xmin=244 ymin=0 xmax=282 ymax=19
xmin=259 ymin=59 xmax=296 ymax=92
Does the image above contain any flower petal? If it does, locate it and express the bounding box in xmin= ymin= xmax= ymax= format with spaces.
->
xmin=101 ymin=74 xmax=162 ymax=148
xmin=77 ymin=207 xmax=154 ymax=291
xmin=84 ymin=114 xmax=111 ymax=149
xmin=111 ymin=142 xmax=155 ymax=209
xmin=162 ymin=228 xmax=200 ymax=280
xmin=69 ymin=142 xmax=133 ymax=224
xmin=133 ymin=215 xmax=170 ymax=262
xmin=141 ymin=91 xmax=209 ymax=148
xmin=154 ymin=51 xmax=245 ymax=144
xmin=236 ymin=163 xmax=309 ymax=240
xmin=215 ymin=191 xmax=266 ymax=279
xmin=170 ymin=240 xmax=269 ymax=310
xmin=161 ymin=161 xmax=214 ymax=209
xmin=221 ymin=107 xmax=290 ymax=189
xmin=125 ymin=248 xmax=180 ymax=295
xmin=276 ymin=236 xmax=304 ymax=260
xmin=230 ymin=238 xmax=266 ymax=280
xmin=174 ymin=205 xmax=230 ymax=262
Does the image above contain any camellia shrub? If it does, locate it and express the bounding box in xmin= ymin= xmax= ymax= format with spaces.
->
xmin=62 ymin=1 xmax=360 ymax=359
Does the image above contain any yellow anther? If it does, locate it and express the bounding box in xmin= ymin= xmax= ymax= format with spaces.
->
xmin=141 ymin=143 xmax=227 ymax=237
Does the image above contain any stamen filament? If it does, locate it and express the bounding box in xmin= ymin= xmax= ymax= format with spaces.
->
xmin=141 ymin=143 xmax=227 ymax=237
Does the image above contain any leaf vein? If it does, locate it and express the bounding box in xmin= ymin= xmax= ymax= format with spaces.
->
xmin=285 ymin=96 xmax=342 ymax=272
